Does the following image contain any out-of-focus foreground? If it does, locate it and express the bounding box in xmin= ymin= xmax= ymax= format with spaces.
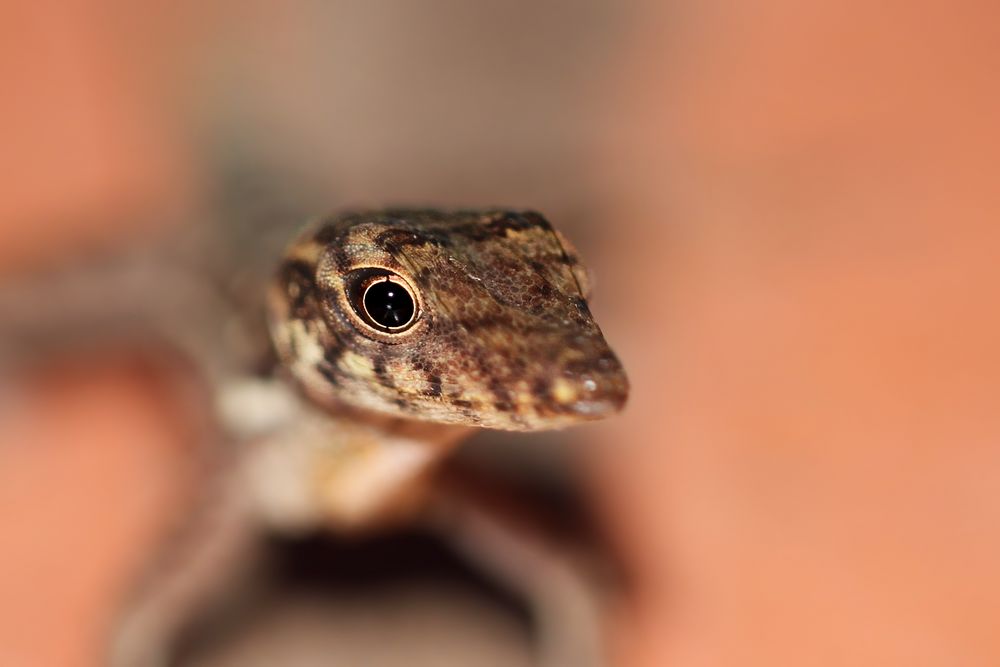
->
xmin=3 ymin=1 xmax=1000 ymax=665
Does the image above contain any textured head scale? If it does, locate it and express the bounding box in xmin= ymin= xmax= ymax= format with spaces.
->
xmin=268 ymin=209 xmax=628 ymax=431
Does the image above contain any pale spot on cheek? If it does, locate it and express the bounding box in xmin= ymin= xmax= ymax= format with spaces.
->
xmin=288 ymin=320 xmax=324 ymax=366
xmin=551 ymin=377 xmax=578 ymax=404
xmin=340 ymin=350 xmax=374 ymax=379
xmin=515 ymin=391 xmax=536 ymax=409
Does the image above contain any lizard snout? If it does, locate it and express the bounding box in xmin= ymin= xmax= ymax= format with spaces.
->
xmin=543 ymin=345 xmax=629 ymax=422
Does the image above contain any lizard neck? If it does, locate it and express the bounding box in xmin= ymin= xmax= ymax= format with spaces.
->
xmin=233 ymin=378 xmax=475 ymax=533
xmin=301 ymin=414 xmax=472 ymax=531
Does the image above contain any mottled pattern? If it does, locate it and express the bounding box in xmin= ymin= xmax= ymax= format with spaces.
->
xmin=268 ymin=209 xmax=628 ymax=431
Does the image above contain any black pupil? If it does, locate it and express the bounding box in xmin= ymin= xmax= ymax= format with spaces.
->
xmin=364 ymin=279 xmax=415 ymax=329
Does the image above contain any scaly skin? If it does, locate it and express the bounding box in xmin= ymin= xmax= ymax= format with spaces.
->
xmin=254 ymin=209 xmax=629 ymax=529
xmin=108 ymin=208 xmax=629 ymax=666
xmin=269 ymin=208 xmax=628 ymax=431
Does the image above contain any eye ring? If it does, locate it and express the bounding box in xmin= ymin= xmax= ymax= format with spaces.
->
xmin=346 ymin=269 xmax=419 ymax=333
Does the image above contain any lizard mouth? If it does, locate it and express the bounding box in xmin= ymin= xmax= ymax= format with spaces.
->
xmin=568 ymin=396 xmax=626 ymax=419
xmin=545 ymin=361 xmax=629 ymax=422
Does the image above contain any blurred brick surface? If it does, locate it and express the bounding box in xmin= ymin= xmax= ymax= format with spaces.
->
xmin=594 ymin=2 xmax=1000 ymax=665
xmin=0 ymin=2 xmax=202 ymax=664
xmin=0 ymin=0 xmax=193 ymax=272
xmin=0 ymin=361 xmax=196 ymax=667
xmin=5 ymin=1 xmax=1000 ymax=665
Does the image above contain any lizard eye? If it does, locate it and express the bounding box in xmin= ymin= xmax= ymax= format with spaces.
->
xmin=346 ymin=269 xmax=418 ymax=333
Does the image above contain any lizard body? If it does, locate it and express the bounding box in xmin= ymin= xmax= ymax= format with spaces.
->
xmin=250 ymin=209 xmax=628 ymax=529
xmin=1 ymin=207 xmax=628 ymax=665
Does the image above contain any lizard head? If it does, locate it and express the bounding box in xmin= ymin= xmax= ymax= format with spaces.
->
xmin=268 ymin=209 xmax=628 ymax=431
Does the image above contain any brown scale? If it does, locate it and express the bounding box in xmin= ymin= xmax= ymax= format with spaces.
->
xmin=267 ymin=209 xmax=628 ymax=431
xmin=87 ymin=208 xmax=631 ymax=667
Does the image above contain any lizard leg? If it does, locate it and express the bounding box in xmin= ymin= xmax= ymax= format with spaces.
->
xmin=106 ymin=469 xmax=262 ymax=667
xmin=426 ymin=468 xmax=614 ymax=667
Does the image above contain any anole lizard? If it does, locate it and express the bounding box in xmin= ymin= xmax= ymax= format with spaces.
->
xmin=3 ymin=207 xmax=629 ymax=666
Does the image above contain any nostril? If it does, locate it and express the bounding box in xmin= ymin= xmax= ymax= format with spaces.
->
xmin=596 ymin=354 xmax=620 ymax=371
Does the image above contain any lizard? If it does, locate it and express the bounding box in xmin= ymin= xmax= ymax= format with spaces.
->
xmin=261 ymin=208 xmax=628 ymax=525
xmin=1 ymin=206 xmax=629 ymax=665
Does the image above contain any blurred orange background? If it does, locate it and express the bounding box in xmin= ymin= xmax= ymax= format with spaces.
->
xmin=3 ymin=1 xmax=1000 ymax=665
